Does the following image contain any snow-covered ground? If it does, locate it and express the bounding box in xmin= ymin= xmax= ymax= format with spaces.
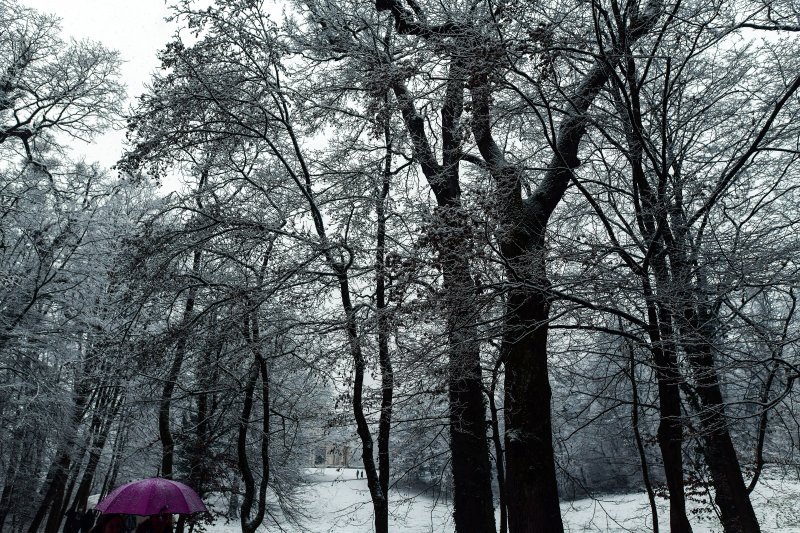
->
xmin=204 ymin=468 xmax=800 ymax=532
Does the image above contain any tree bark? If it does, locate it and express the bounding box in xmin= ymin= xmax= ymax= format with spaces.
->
xmin=391 ymin=65 xmax=496 ymax=533
xmin=71 ymin=390 xmax=122 ymax=512
xmin=680 ymin=305 xmax=761 ymax=533
xmin=268 ymin=83 xmax=395 ymax=532
xmin=100 ymin=414 xmax=129 ymax=501
xmin=160 ymin=249 xmax=202 ymax=480
xmin=27 ymin=368 xmax=93 ymax=533
xmin=748 ymin=361 xmax=780 ymax=493
xmin=238 ymin=253 xmax=272 ymax=533
xmin=489 ymin=358 xmax=508 ymax=533
xmin=611 ymin=50 xmax=694 ymax=533
xmin=444 ymin=250 xmax=496 ymax=532
xmin=667 ymin=163 xmax=760 ymax=533
xmin=189 ymin=331 xmax=220 ymax=498
xmin=338 ymin=269 xmax=390 ymax=533
xmin=495 ymin=227 xmax=564 ymax=533
xmin=646 ymin=299 xmax=693 ymax=533
xmin=0 ymin=424 xmax=31 ymax=530
xmin=237 ymin=359 xmax=261 ymax=533
xmin=376 ymin=117 xmax=394 ymax=522
xmin=466 ymin=1 xmax=665 ymax=528
xmin=626 ymin=338 xmax=659 ymax=533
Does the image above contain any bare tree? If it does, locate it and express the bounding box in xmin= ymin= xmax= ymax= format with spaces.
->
xmin=0 ymin=0 xmax=123 ymax=164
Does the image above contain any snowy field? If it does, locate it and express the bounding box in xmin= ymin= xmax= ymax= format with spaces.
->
xmin=203 ymin=468 xmax=800 ymax=532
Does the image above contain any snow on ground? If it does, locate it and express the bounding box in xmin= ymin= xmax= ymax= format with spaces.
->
xmin=204 ymin=468 xmax=800 ymax=532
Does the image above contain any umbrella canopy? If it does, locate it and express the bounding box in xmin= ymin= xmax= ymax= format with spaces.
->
xmin=96 ymin=478 xmax=207 ymax=515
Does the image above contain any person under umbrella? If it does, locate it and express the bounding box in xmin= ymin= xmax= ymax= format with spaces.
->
xmin=96 ymin=478 xmax=207 ymax=516
xmin=95 ymin=478 xmax=206 ymax=533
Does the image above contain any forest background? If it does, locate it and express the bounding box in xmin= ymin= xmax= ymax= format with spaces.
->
xmin=1 ymin=0 xmax=799 ymax=532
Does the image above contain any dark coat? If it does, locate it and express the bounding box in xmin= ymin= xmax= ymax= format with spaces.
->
xmin=79 ymin=510 xmax=98 ymax=533
xmin=135 ymin=519 xmax=173 ymax=533
xmin=63 ymin=509 xmax=82 ymax=533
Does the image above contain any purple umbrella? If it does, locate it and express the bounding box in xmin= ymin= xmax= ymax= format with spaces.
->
xmin=96 ymin=478 xmax=208 ymax=515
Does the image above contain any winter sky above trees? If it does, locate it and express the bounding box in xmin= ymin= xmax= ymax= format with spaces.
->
xmin=1 ymin=0 xmax=800 ymax=532
xmin=21 ymin=0 xmax=174 ymax=169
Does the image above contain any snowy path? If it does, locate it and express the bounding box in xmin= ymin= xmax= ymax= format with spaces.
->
xmin=205 ymin=468 xmax=800 ymax=532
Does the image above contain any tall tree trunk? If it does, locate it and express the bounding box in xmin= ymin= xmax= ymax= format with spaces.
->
xmin=0 ymin=462 xmax=14 ymax=530
xmin=55 ymin=453 xmax=85 ymax=527
xmin=465 ymin=2 xmax=665 ymax=529
xmin=679 ymin=303 xmax=760 ymax=533
xmin=496 ymin=227 xmax=564 ymax=533
xmin=237 ymin=359 xmax=261 ymax=533
xmin=646 ymin=301 xmax=693 ymax=533
xmin=748 ymin=361 xmax=781 ymax=493
xmin=190 ymin=332 xmax=220 ymax=498
xmin=160 ymin=249 xmax=202 ymax=480
xmin=612 ymin=50 xmax=694 ymax=533
xmin=71 ymin=391 xmax=121 ymax=511
xmin=443 ymin=249 xmax=496 ymax=532
xmin=667 ymin=156 xmax=760 ymax=532
xmin=272 ymin=86 xmax=394 ymax=532
xmin=375 ymin=116 xmax=394 ymax=525
xmin=636 ymin=228 xmax=691 ymax=533
xmin=626 ymin=337 xmax=659 ymax=533
xmin=27 ymin=375 xmax=92 ymax=533
xmin=468 ymin=67 xmax=563 ymax=530
xmin=238 ymin=252 xmax=272 ymax=533
xmin=391 ymin=64 xmax=496 ymax=532
xmin=100 ymin=415 xmax=129 ymax=500
xmin=338 ymin=269 xmax=390 ymax=533
xmin=0 ymin=424 xmax=29 ymax=530
xmin=489 ymin=358 xmax=508 ymax=533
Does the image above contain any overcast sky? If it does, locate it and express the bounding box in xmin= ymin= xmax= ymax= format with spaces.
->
xmin=23 ymin=0 xmax=176 ymax=170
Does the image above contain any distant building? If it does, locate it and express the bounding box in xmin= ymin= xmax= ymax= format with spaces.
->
xmin=311 ymin=444 xmax=355 ymax=467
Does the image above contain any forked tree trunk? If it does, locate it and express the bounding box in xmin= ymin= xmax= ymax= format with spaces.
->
xmin=633 ymin=173 xmax=694 ymax=533
xmin=391 ymin=65 xmax=496 ymax=532
xmin=466 ymin=1 xmax=665 ymax=528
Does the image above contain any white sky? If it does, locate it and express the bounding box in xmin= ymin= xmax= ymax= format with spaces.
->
xmin=23 ymin=0 xmax=176 ymax=170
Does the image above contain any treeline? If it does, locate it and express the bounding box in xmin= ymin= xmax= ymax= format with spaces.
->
xmin=1 ymin=0 xmax=799 ymax=532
